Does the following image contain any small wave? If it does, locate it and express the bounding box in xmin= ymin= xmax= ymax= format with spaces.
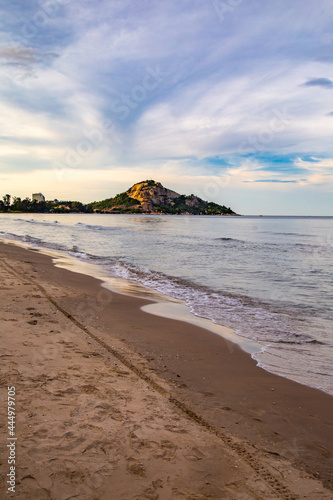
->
xmin=215 ymin=237 xmax=242 ymax=242
xmin=74 ymin=222 xmax=119 ymax=231
xmin=69 ymin=245 xmax=88 ymax=257
xmin=106 ymin=259 xmax=308 ymax=344
xmin=69 ymin=247 xmax=88 ymax=259
xmin=0 ymin=232 xmax=23 ymax=239
xmin=272 ymin=339 xmax=325 ymax=345
xmin=21 ymin=219 xmax=62 ymax=228
xmin=260 ymin=231 xmax=312 ymax=237
xmin=23 ymin=235 xmax=42 ymax=243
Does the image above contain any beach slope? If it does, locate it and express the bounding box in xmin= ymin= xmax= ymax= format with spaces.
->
xmin=0 ymin=242 xmax=332 ymax=499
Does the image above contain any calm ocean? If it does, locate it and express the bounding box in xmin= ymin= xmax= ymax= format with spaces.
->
xmin=1 ymin=214 xmax=332 ymax=394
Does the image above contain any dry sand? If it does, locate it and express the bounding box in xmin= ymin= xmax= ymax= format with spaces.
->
xmin=0 ymin=241 xmax=332 ymax=499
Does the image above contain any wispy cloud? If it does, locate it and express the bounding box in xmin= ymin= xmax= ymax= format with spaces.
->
xmin=0 ymin=46 xmax=58 ymax=64
xmin=245 ymin=179 xmax=299 ymax=184
xmin=0 ymin=45 xmax=58 ymax=79
xmin=302 ymin=77 xmax=333 ymax=88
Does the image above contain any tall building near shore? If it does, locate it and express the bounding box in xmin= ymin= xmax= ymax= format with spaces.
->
xmin=32 ymin=193 xmax=45 ymax=202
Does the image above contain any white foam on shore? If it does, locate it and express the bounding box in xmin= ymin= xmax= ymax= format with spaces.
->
xmin=51 ymin=251 xmax=262 ymax=354
xmin=141 ymin=302 xmax=261 ymax=355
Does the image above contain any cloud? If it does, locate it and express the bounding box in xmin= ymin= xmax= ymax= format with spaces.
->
xmin=326 ymin=111 xmax=333 ymax=116
xmin=292 ymin=157 xmax=333 ymax=187
xmin=295 ymin=157 xmax=333 ymax=170
xmin=302 ymin=77 xmax=333 ymax=88
xmin=0 ymin=46 xmax=56 ymax=63
xmin=244 ymin=179 xmax=299 ymax=183
xmin=0 ymin=45 xmax=58 ymax=79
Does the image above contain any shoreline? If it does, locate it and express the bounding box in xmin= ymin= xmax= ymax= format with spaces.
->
xmin=2 ymin=234 xmax=332 ymax=397
xmin=0 ymin=237 xmax=265 ymax=356
xmin=0 ymin=240 xmax=332 ymax=498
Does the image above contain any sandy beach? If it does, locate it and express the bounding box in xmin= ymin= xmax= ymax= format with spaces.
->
xmin=0 ymin=241 xmax=332 ymax=499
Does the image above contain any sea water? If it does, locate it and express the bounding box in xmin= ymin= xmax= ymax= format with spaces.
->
xmin=1 ymin=213 xmax=332 ymax=394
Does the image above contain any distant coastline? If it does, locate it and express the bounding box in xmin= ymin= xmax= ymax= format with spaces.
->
xmin=1 ymin=179 xmax=238 ymax=216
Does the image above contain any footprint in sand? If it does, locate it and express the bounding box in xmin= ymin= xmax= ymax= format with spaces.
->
xmin=153 ymin=440 xmax=178 ymax=461
xmin=164 ymin=424 xmax=188 ymax=434
xmin=126 ymin=457 xmax=146 ymax=477
xmin=80 ymin=384 xmax=99 ymax=394
xmin=58 ymin=431 xmax=87 ymax=452
xmin=183 ymin=447 xmax=206 ymax=461
xmin=34 ymin=428 xmax=48 ymax=439
xmin=19 ymin=475 xmax=49 ymax=499
xmin=55 ymin=387 xmax=78 ymax=397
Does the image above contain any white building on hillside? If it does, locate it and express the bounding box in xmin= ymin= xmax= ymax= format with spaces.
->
xmin=32 ymin=193 xmax=45 ymax=202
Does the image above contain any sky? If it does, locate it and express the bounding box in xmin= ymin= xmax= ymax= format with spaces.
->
xmin=0 ymin=0 xmax=332 ymax=215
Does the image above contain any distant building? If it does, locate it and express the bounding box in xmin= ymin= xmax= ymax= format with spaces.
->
xmin=32 ymin=193 xmax=45 ymax=202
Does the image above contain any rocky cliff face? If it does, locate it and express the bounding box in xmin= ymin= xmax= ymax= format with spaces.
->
xmin=92 ymin=179 xmax=237 ymax=215
xmin=127 ymin=180 xmax=181 ymax=212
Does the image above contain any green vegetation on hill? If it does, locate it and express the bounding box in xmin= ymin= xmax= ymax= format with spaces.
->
xmin=155 ymin=196 xmax=234 ymax=215
xmin=90 ymin=192 xmax=139 ymax=212
xmin=144 ymin=179 xmax=156 ymax=187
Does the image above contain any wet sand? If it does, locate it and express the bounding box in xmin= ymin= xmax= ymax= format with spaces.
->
xmin=0 ymin=241 xmax=332 ymax=499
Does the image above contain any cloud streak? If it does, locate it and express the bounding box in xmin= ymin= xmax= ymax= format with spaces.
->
xmin=0 ymin=45 xmax=58 ymax=79
xmin=302 ymin=77 xmax=333 ymax=88
xmin=245 ymin=179 xmax=299 ymax=184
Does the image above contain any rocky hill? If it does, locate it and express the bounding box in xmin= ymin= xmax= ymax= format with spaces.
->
xmin=91 ymin=180 xmax=237 ymax=215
